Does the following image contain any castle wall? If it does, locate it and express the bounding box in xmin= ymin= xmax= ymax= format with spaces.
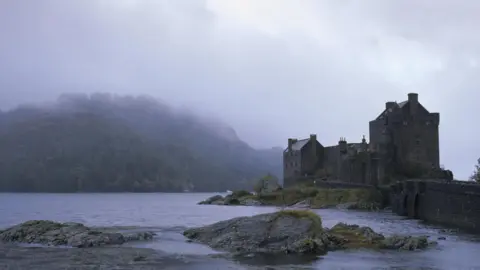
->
xmin=391 ymin=106 xmax=439 ymax=170
xmin=323 ymin=146 xmax=339 ymax=179
xmin=283 ymin=150 xmax=301 ymax=182
xmin=391 ymin=180 xmax=480 ymax=232
xmin=283 ymin=176 xmax=375 ymax=189
xmin=369 ymin=119 xmax=385 ymax=151
xmin=300 ymin=141 xmax=325 ymax=176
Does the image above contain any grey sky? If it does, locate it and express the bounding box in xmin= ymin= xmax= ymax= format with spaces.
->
xmin=0 ymin=0 xmax=478 ymax=179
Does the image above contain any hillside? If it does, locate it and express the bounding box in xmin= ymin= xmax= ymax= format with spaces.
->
xmin=0 ymin=93 xmax=282 ymax=192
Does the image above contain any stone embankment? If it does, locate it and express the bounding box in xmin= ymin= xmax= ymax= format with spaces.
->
xmin=183 ymin=210 xmax=436 ymax=255
xmin=0 ymin=220 xmax=155 ymax=248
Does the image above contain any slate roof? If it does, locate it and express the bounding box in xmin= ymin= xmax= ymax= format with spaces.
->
xmin=397 ymin=100 xmax=408 ymax=108
xmin=291 ymin=139 xmax=310 ymax=150
xmin=376 ymin=100 xmax=407 ymax=120
xmin=375 ymin=98 xmax=430 ymax=121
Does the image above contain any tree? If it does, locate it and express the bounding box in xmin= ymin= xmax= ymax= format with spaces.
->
xmin=469 ymin=158 xmax=480 ymax=182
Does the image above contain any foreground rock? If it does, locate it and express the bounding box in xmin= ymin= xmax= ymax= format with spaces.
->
xmin=0 ymin=244 xmax=244 ymax=270
xmin=0 ymin=220 xmax=155 ymax=248
xmin=183 ymin=210 xmax=435 ymax=255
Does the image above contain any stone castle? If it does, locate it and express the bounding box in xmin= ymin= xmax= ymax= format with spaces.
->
xmin=283 ymin=93 xmax=443 ymax=187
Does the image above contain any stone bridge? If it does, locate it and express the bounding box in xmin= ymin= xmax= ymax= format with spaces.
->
xmin=390 ymin=179 xmax=480 ymax=232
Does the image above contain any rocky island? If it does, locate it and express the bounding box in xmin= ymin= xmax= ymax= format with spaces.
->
xmin=183 ymin=210 xmax=436 ymax=255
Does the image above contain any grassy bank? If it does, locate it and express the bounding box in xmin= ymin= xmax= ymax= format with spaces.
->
xmin=199 ymin=185 xmax=386 ymax=210
xmin=255 ymin=186 xmax=384 ymax=209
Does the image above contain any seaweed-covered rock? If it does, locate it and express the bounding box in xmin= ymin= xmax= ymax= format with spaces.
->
xmin=379 ymin=235 xmax=432 ymax=250
xmin=183 ymin=210 xmax=436 ymax=255
xmin=184 ymin=210 xmax=327 ymax=255
xmin=326 ymin=223 xmax=385 ymax=249
xmin=0 ymin=220 xmax=155 ymax=248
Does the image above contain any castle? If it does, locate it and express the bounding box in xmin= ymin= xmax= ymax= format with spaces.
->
xmin=283 ymin=93 xmax=441 ymax=187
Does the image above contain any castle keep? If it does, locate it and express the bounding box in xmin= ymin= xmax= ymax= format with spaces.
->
xmin=283 ymin=93 xmax=441 ymax=187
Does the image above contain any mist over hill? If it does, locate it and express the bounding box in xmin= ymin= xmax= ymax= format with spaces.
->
xmin=0 ymin=93 xmax=282 ymax=192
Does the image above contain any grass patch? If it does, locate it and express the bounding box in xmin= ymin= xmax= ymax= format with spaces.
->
xmin=256 ymin=186 xmax=320 ymax=206
xmin=253 ymin=186 xmax=383 ymax=209
xmin=275 ymin=209 xmax=323 ymax=234
xmin=310 ymin=188 xmax=383 ymax=209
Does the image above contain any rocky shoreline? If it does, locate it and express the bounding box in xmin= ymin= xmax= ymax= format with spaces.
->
xmin=198 ymin=187 xmax=384 ymax=211
xmin=183 ymin=210 xmax=437 ymax=256
xmin=0 ymin=220 xmax=155 ymax=248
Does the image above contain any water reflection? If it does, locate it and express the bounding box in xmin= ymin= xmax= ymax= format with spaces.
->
xmin=1 ymin=193 xmax=480 ymax=269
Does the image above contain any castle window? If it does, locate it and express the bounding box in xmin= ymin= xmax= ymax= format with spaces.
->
xmin=403 ymin=121 xmax=408 ymax=126
xmin=426 ymin=121 xmax=431 ymax=125
xmin=416 ymin=139 xmax=421 ymax=145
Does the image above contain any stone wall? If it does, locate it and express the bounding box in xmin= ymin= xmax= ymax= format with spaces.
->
xmin=391 ymin=179 xmax=480 ymax=232
xmin=284 ymin=176 xmax=374 ymax=189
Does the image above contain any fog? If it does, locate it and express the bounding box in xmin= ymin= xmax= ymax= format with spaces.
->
xmin=0 ymin=0 xmax=478 ymax=179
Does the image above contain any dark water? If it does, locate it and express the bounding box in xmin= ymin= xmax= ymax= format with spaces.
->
xmin=1 ymin=193 xmax=480 ymax=270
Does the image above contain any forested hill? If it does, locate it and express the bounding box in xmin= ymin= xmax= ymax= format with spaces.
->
xmin=0 ymin=93 xmax=282 ymax=192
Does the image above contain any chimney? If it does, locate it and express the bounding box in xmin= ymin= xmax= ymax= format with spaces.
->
xmin=288 ymin=138 xmax=293 ymax=151
xmin=385 ymin=101 xmax=396 ymax=110
xmin=339 ymin=137 xmax=347 ymax=154
xmin=408 ymin=93 xmax=418 ymax=115
xmin=310 ymin=134 xmax=317 ymax=158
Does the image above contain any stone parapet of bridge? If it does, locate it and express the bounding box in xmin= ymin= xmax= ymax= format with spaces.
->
xmin=390 ymin=179 xmax=480 ymax=232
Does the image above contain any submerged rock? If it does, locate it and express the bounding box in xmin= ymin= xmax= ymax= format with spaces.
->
xmin=0 ymin=220 xmax=155 ymax=248
xmin=379 ymin=235 xmax=432 ymax=250
xmin=183 ymin=210 xmax=436 ymax=255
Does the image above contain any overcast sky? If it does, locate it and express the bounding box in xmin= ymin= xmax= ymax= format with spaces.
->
xmin=0 ymin=0 xmax=478 ymax=179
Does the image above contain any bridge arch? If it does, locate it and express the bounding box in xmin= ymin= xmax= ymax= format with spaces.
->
xmin=402 ymin=195 xmax=408 ymax=216
xmin=413 ymin=193 xmax=421 ymax=219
